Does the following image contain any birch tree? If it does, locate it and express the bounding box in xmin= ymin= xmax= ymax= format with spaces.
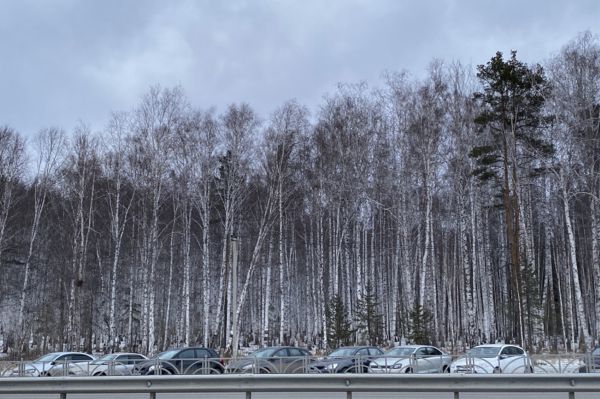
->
xmin=62 ymin=126 xmax=99 ymax=350
xmin=103 ymin=114 xmax=135 ymax=351
xmin=215 ymin=104 xmax=257 ymax=350
xmin=130 ymin=86 xmax=186 ymax=354
xmin=18 ymin=128 xmax=64 ymax=338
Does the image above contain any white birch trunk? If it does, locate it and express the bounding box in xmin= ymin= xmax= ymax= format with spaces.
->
xmin=318 ymin=211 xmax=327 ymax=347
xmin=390 ymin=223 xmax=400 ymax=339
xmin=18 ymin=183 xmax=46 ymax=332
xmin=213 ymin=213 xmax=231 ymax=342
xmin=468 ymin=187 xmax=477 ymax=340
xmin=263 ymin=236 xmax=273 ymax=346
xmin=201 ymin=190 xmax=211 ymax=347
xmin=182 ymin=202 xmax=192 ymax=346
xmin=419 ymin=181 xmax=432 ymax=307
xmin=561 ymin=168 xmax=591 ymax=346
xmin=231 ymin=186 xmax=275 ymax=352
xmin=279 ymin=182 xmax=287 ymax=344
xmin=163 ymin=205 xmax=176 ymax=349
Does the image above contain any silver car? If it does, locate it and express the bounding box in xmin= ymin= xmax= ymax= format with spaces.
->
xmin=10 ymin=352 xmax=95 ymax=376
xmin=68 ymin=352 xmax=148 ymax=376
xmin=369 ymin=345 xmax=452 ymax=373
xmin=450 ymin=344 xmax=533 ymax=374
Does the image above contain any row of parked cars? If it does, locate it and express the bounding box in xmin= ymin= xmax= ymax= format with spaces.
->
xmin=7 ymin=344 xmax=600 ymax=377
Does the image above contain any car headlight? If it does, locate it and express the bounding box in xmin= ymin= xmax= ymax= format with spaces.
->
xmin=326 ymin=363 xmax=338 ymax=370
xmin=392 ymin=363 xmax=403 ymax=369
xmin=241 ymin=364 xmax=253 ymax=370
xmin=148 ymin=365 xmax=155 ymax=372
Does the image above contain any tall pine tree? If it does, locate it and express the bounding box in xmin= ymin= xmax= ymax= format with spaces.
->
xmin=470 ymin=50 xmax=553 ymax=347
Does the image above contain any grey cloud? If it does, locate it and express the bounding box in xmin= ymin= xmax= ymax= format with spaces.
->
xmin=0 ymin=0 xmax=598 ymax=136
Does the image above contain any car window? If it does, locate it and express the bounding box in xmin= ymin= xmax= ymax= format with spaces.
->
xmin=369 ymin=348 xmax=383 ymax=356
xmin=513 ymin=347 xmax=524 ymax=355
xmin=195 ymin=349 xmax=209 ymax=358
xmin=72 ymin=354 xmax=92 ymax=361
xmin=288 ymin=348 xmax=304 ymax=357
xmin=128 ymin=354 xmax=146 ymax=364
xmin=208 ymin=349 xmax=218 ymax=358
xmin=178 ymin=349 xmax=196 ymax=359
xmin=273 ymin=348 xmax=288 ymax=357
xmin=357 ymin=348 xmax=369 ymax=356
xmin=416 ymin=348 xmax=428 ymax=356
xmin=56 ymin=355 xmax=69 ymax=361
xmin=428 ymin=347 xmax=442 ymax=356
xmin=500 ymin=347 xmax=511 ymax=356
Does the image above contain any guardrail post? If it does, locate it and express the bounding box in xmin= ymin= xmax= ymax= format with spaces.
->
xmin=453 ymin=392 xmax=459 ymax=399
xmin=346 ymin=391 xmax=352 ymax=399
xmin=59 ymin=393 xmax=66 ymax=399
xmin=149 ymin=392 xmax=156 ymax=399
xmin=246 ymin=391 xmax=252 ymax=399
xmin=568 ymin=392 xmax=574 ymax=399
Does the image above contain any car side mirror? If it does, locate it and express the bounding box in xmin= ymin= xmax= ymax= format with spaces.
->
xmin=498 ymin=355 xmax=506 ymax=360
xmin=49 ymin=361 xmax=56 ymax=366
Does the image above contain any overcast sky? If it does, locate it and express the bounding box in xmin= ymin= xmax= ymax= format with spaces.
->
xmin=1 ymin=0 xmax=598 ymax=136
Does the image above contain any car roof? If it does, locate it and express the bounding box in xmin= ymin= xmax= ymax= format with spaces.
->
xmin=335 ymin=346 xmax=379 ymax=349
xmin=103 ymin=352 xmax=146 ymax=356
xmin=165 ymin=347 xmax=215 ymax=351
xmin=261 ymin=346 xmax=304 ymax=349
xmin=473 ymin=344 xmax=521 ymax=349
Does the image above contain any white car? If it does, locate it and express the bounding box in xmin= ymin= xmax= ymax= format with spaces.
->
xmin=68 ymin=352 xmax=148 ymax=376
xmin=10 ymin=352 xmax=95 ymax=376
xmin=450 ymin=344 xmax=533 ymax=374
xmin=369 ymin=345 xmax=452 ymax=373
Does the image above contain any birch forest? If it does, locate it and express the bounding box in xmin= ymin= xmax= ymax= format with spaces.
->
xmin=1 ymin=32 xmax=599 ymax=356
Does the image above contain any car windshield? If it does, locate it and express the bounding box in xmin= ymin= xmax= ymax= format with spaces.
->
xmin=33 ymin=353 xmax=61 ymax=362
xmin=328 ymin=348 xmax=358 ymax=357
xmin=385 ymin=347 xmax=416 ymax=356
xmin=92 ymin=353 xmax=119 ymax=364
xmin=154 ymin=350 xmax=179 ymax=360
xmin=250 ymin=348 xmax=279 ymax=358
xmin=468 ymin=346 xmax=501 ymax=358
xmin=593 ymin=348 xmax=600 ymax=356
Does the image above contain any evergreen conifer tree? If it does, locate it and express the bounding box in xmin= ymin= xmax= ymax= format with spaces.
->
xmin=326 ymin=295 xmax=354 ymax=348
xmin=354 ymin=281 xmax=384 ymax=345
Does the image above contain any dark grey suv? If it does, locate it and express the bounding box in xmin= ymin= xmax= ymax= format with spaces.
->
xmin=133 ymin=347 xmax=224 ymax=375
xmin=308 ymin=346 xmax=384 ymax=373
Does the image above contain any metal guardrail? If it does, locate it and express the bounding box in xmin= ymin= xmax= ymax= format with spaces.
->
xmin=1 ymin=374 xmax=600 ymax=398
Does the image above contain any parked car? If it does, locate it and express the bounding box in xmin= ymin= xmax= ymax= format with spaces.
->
xmin=450 ymin=344 xmax=533 ymax=374
xmin=226 ymin=346 xmax=311 ymax=374
xmin=10 ymin=352 xmax=95 ymax=376
xmin=68 ymin=352 xmax=148 ymax=376
xmin=369 ymin=345 xmax=452 ymax=373
xmin=133 ymin=347 xmax=223 ymax=375
xmin=579 ymin=347 xmax=600 ymax=373
xmin=308 ymin=346 xmax=383 ymax=373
